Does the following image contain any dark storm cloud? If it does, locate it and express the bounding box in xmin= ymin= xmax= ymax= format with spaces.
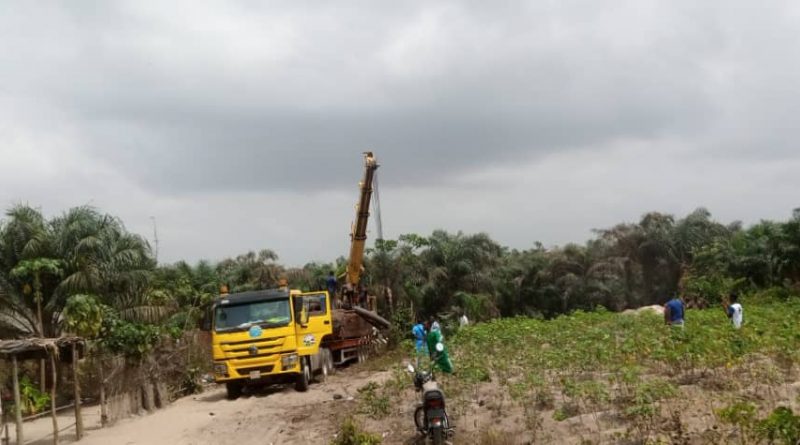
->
xmin=3 ymin=0 xmax=800 ymax=264
xmin=1 ymin=0 xmax=741 ymax=194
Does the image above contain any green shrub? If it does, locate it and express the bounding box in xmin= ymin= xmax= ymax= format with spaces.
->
xmin=756 ymin=406 xmax=800 ymax=445
xmin=357 ymin=382 xmax=391 ymax=419
xmin=14 ymin=376 xmax=51 ymax=416
xmin=331 ymin=417 xmax=381 ymax=445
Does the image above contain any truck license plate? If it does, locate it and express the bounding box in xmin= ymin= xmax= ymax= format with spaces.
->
xmin=249 ymin=370 xmax=261 ymax=380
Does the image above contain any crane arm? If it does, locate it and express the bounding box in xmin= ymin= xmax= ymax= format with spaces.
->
xmin=345 ymin=152 xmax=379 ymax=287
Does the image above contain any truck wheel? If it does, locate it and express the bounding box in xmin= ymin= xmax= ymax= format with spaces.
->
xmin=225 ymin=381 xmax=243 ymax=400
xmin=315 ymin=349 xmax=330 ymax=383
xmin=295 ymin=358 xmax=310 ymax=392
xmin=325 ymin=348 xmax=335 ymax=376
xmin=319 ymin=348 xmax=334 ymax=381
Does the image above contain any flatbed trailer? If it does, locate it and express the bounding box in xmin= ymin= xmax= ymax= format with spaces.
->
xmin=325 ymin=307 xmax=388 ymax=366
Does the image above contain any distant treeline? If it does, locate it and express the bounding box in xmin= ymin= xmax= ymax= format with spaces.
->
xmin=2 ymin=205 xmax=799 ymax=341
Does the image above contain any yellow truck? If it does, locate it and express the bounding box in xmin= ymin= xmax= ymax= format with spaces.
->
xmin=210 ymin=288 xmax=384 ymax=398
xmin=211 ymin=288 xmax=337 ymax=398
xmin=210 ymin=152 xmax=387 ymax=399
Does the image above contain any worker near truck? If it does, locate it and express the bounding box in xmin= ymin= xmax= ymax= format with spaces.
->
xmin=412 ymin=320 xmax=428 ymax=357
xmin=326 ymin=271 xmax=337 ymax=299
xmin=425 ymin=320 xmax=453 ymax=374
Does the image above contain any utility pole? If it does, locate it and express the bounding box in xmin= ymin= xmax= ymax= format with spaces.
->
xmin=372 ymin=170 xmax=384 ymax=242
xmin=150 ymin=216 xmax=159 ymax=262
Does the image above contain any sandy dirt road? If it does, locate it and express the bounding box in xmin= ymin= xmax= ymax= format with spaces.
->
xmin=22 ymin=369 xmax=392 ymax=445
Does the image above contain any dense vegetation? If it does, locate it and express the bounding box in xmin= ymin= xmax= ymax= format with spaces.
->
xmin=2 ymin=204 xmax=799 ymax=345
xmin=362 ymin=207 xmax=800 ymax=323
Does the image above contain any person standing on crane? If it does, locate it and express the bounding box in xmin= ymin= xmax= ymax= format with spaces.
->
xmin=326 ymin=271 xmax=337 ymax=298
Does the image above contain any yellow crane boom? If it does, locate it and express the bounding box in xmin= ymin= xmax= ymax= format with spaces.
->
xmin=345 ymin=152 xmax=379 ymax=287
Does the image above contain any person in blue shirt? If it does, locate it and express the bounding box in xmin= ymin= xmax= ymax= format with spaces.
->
xmin=664 ymin=295 xmax=685 ymax=327
xmin=412 ymin=321 xmax=428 ymax=360
xmin=326 ymin=271 xmax=337 ymax=298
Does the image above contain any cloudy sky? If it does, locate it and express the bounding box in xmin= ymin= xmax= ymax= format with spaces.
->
xmin=1 ymin=1 xmax=799 ymax=265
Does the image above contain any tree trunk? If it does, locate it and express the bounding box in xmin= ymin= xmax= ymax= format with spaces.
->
xmin=36 ymin=275 xmax=46 ymax=393
xmin=40 ymin=359 xmax=47 ymax=394
xmin=72 ymin=343 xmax=83 ymax=440
xmin=99 ymin=364 xmax=107 ymax=427
xmin=12 ymin=356 xmax=22 ymax=445
xmin=50 ymin=352 xmax=58 ymax=445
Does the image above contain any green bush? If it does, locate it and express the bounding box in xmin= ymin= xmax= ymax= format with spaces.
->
xmin=331 ymin=417 xmax=381 ymax=445
xmin=357 ymin=382 xmax=391 ymax=419
xmin=63 ymin=294 xmax=105 ymax=338
xmin=756 ymin=406 xmax=800 ymax=445
xmin=100 ymin=318 xmax=162 ymax=358
xmin=14 ymin=376 xmax=51 ymax=416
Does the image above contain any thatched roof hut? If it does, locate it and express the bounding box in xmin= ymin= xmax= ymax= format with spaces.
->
xmin=0 ymin=336 xmax=86 ymax=444
xmin=0 ymin=336 xmax=84 ymax=361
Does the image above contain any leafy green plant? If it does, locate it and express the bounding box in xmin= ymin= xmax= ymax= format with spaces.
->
xmin=63 ymin=294 xmax=105 ymax=337
xmin=756 ymin=406 xmax=800 ymax=445
xmin=356 ymin=382 xmax=391 ymax=419
xmin=100 ymin=316 xmax=162 ymax=359
xmin=331 ymin=417 xmax=381 ymax=445
xmin=717 ymin=401 xmax=759 ymax=444
xmin=15 ymin=376 xmax=50 ymax=416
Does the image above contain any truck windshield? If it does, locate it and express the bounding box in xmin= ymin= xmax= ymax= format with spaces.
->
xmin=214 ymin=299 xmax=291 ymax=332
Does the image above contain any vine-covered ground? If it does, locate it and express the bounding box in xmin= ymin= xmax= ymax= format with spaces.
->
xmin=352 ymin=301 xmax=800 ymax=444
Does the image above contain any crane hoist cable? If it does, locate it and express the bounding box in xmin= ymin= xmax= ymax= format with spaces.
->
xmin=372 ymin=169 xmax=383 ymax=242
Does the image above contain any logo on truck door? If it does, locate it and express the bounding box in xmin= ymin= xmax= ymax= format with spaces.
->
xmin=303 ymin=334 xmax=315 ymax=346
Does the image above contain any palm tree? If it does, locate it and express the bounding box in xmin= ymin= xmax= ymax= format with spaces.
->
xmin=10 ymin=258 xmax=63 ymax=336
xmin=1 ymin=205 xmax=157 ymax=335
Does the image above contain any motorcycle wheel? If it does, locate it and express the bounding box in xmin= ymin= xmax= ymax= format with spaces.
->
xmin=431 ymin=427 xmax=444 ymax=445
xmin=413 ymin=406 xmax=426 ymax=431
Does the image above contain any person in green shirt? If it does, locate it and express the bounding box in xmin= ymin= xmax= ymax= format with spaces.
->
xmin=425 ymin=320 xmax=453 ymax=374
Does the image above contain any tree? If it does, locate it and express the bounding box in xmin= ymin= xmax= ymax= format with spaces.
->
xmin=10 ymin=258 xmax=63 ymax=336
xmin=0 ymin=205 xmax=156 ymax=337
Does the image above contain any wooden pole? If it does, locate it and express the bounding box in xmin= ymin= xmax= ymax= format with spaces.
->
xmin=98 ymin=363 xmax=107 ymax=427
xmin=50 ymin=351 xmax=58 ymax=445
xmin=72 ymin=343 xmax=83 ymax=439
xmin=1 ymin=377 xmax=5 ymax=444
xmin=11 ymin=356 xmax=22 ymax=445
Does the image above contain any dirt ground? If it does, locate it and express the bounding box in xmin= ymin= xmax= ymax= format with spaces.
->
xmin=17 ymin=368 xmax=392 ymax=445
xmin=13 ymin=355 xmax=800 ymax=445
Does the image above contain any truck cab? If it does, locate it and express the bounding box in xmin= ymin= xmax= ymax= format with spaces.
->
xmin=210 ymin=288 xmax=334 ymax=399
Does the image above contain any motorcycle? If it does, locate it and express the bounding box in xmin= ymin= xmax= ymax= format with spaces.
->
xmin=407 ymin=342 xmax=454 ymax=444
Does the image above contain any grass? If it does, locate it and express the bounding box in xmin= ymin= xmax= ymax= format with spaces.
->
xmin=445 ymin=300 xmax=800 ymax=442
xmin=341 ymin=300 xmax=800 ymax=443
xmin=331 ymin=417 xmax=382 ymax=445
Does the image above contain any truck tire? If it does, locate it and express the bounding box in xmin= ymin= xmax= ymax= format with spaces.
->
xmin=295 ymin=358 xmax=310 ymax=392
xmin=315 ymin=349 xmax=331 ymax=383
xmin=325 ymin=348 xmax=335 ymax=375
xmin=225 ymin=381 xmax=243 ymax=400
xmin=320 ymin=348 xmax=334 ymax=381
